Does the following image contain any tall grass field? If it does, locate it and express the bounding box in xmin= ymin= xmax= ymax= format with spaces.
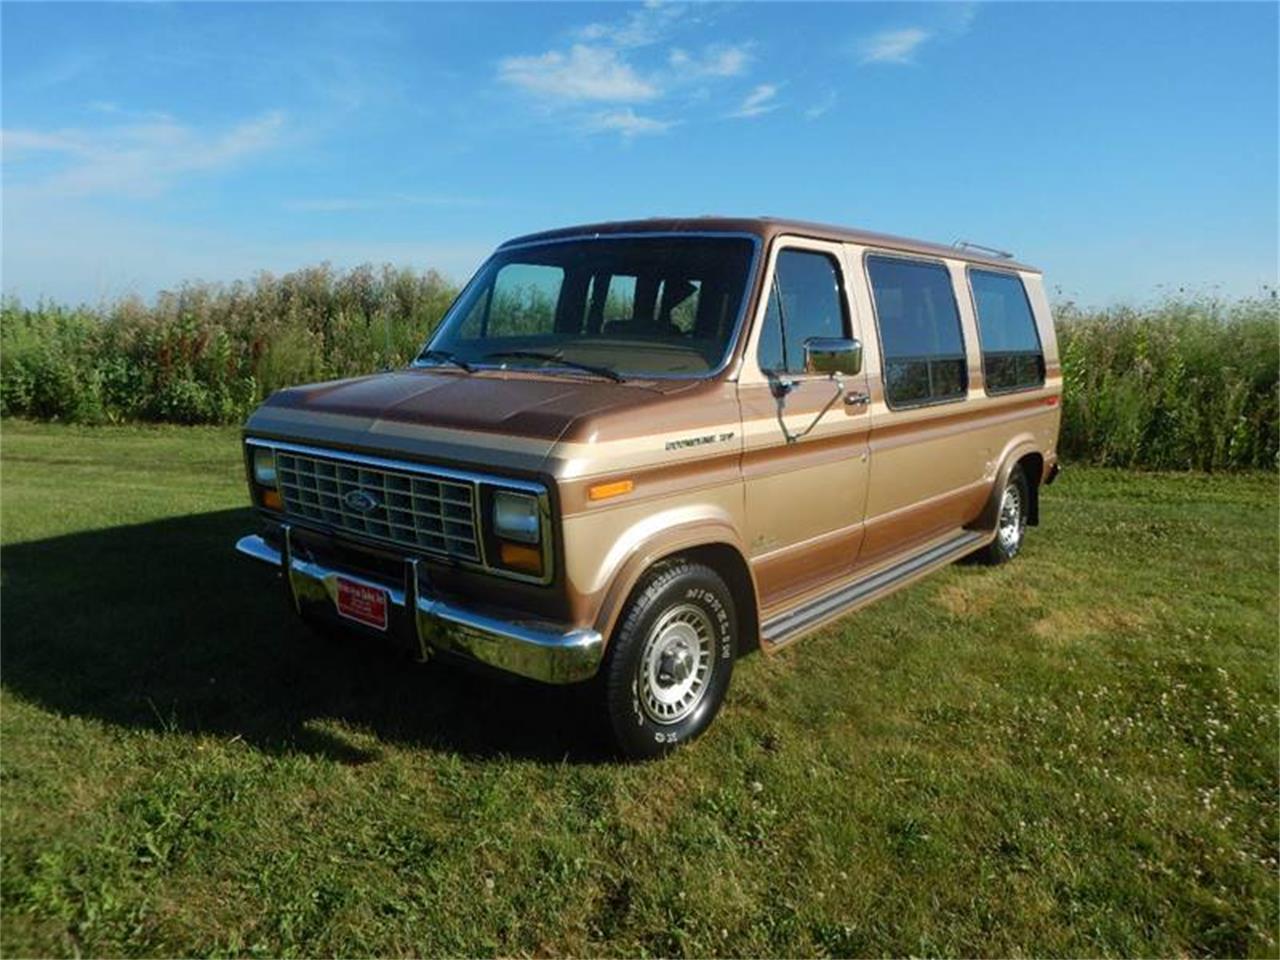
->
xmin=2 ymin=265 xmax=1276 ymax=470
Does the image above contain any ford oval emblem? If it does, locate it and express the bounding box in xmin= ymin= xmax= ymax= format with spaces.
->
xmin=343 ymin=489 xmax=380 ymax=514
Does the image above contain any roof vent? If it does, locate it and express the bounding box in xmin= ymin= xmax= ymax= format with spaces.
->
xmin=953 ymin=240 xmax=1014 ymax=259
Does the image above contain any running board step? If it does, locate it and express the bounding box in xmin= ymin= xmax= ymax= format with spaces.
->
xmin=761 ymin=530 xmax=985 ymax=646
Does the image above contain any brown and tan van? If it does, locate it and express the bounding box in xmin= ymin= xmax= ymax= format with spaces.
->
xmin=237 ymin=217 xmax=1061 ymax=758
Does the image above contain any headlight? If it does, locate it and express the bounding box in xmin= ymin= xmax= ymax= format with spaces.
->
xmin=493 ymin=491 xmax=540 ymax=544
xmin=252 ymin=447 xmax=278 ymax=487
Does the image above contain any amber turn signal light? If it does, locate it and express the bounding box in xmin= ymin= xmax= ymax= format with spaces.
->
xmin=589 ymin=478 xmax=634 ymax=501
xmin=261 ymin=488 xmax=283 ymax=510
xmin=498 ymin=540 xmax=542 ymax=575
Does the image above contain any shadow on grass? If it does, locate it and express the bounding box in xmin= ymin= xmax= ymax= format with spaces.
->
xmin=0 ymin=509 xmax=613 ymax=763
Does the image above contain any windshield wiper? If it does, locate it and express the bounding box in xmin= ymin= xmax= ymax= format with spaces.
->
xmin=482 ymin=350 xmax=625 ymax=383
xmin=417 ymin=348 xmax=473 ymax=372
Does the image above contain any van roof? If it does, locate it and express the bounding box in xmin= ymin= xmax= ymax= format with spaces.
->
xmin=501 ymin=216 xmax=1040 ymax=273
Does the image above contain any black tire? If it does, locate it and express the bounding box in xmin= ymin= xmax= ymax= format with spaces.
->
xmin=600 ymin=559 xmax=736 ymax=760
xmin=978 ymin=465 xmax=1030 ymax=565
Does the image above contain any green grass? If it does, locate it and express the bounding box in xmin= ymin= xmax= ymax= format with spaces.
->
xmin=2 ymin=420 xmax=1277 ymax=957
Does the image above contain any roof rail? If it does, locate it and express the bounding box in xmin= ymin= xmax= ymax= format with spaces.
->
xmin=953 ymin=240 xmax=1014 ymax=260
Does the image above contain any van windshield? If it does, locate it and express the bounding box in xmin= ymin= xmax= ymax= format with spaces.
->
xmin=417 ymin=235 xmax=758 ymax=379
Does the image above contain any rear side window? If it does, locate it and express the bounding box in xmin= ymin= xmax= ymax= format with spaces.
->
xmin=757 ymin=249 xmax=847 ymax=376
xmin=867 ymin=256 xmax=967 ymax=407
xmin=969 ymin=269 xmax=1045 ymax=393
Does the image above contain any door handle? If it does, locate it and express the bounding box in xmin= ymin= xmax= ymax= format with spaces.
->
xmin=844 ymin=390 xmax=870 ymax=407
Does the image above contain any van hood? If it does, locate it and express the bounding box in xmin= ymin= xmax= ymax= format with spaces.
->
xmin=243 ymin=368 xmax=692 ymax=474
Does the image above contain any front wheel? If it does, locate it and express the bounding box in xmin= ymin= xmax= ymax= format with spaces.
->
xmin=600 ymin=560 xmax=736 ymax=760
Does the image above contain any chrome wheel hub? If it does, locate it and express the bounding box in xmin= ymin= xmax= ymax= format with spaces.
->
xmin=639 ymin=603 xmax=715 ymax=724
xmin=998 ymin=483 xmax=1025 ymax=553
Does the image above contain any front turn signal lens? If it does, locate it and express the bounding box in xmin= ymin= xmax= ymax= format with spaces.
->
xmin=589 ymin=478 xmax=634 ymax=501
xmin=498 ymin=541 xmax=542 ymax=575
xmin=261 ymin=488 xmax=282 ymax=511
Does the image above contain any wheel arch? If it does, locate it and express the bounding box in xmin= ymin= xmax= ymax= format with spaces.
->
xmin=971 ymin=440 xmax=1045 ymax=533
xmin=593 ymin=526 xmax=761 ymax=659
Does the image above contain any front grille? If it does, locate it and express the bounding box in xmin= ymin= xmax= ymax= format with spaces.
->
xmin=276 ymin=450 xmax=480 ymax=562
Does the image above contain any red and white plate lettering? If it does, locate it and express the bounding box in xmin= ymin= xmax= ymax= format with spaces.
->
xmin=336 ymin=578 xmax=388 ymax=631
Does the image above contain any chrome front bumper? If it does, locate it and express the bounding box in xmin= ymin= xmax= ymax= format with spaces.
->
xmin=235 ymin=529 xmax=603 ymax=684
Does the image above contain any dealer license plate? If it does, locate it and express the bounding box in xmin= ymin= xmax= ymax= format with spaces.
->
xmin=335 ymin=577 xmax=388 ymax=631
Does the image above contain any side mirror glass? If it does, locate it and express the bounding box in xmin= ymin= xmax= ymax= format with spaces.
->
xmin=803 ymin=337 xmax=862 ymax=376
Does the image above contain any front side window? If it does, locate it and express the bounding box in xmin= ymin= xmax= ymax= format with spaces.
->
xmin=867 ymin=255 xmax=967 ymax=407
xmin=421 ymin=236 xmax=756 ymax=378
xmin=756 ymin=249 xmax=847 ymax=375
xmin=969 ymin=269 xmax=1045 ymax=392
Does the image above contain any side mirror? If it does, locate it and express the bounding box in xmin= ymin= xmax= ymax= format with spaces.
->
xmin=804 ymin=337 xmax=862 ymax=376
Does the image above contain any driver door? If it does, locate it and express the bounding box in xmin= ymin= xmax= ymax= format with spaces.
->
xmin=739 ymin=239 xmax=872 ymax=615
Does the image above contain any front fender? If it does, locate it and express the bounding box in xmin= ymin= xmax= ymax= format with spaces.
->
xmin=581 ymin=506 xmax=757 ymax=649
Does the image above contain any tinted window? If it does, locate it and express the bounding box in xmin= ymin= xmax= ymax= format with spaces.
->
xmin=970 ymin=269 xmax=1045 ymax=392
xmin=867 ymin=256 xmax=967 ymax=406
xmin=460 ymin=263 xmax=563 ymax=337
xmin=757 ymin=250 xmax=846 ymax=375
xmin=426 ymin=236 xmax=756 ymax=377
xmin=600 ymin=274 xmax=637 ymax=326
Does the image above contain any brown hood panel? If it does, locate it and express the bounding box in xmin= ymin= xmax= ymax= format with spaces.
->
xmin=263 ymin=369 xmax=685 ymax=443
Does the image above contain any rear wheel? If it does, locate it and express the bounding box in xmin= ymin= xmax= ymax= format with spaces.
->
xmin=600 ymin=559 xmax=736 ymax=760
xmin=979 ymin=465 xmax=1030 ymax=564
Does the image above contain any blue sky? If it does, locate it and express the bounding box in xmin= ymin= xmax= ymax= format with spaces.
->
xmin=2 ymin=1 xmax=1276 ymax=306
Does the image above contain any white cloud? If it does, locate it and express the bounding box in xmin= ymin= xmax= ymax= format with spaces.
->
xmin=497 ymin=5 xmax=752 ymax=137
xmin=853 ymin=6 xmax=979 ymax=66
xmin=574 ymin=3 xmax=688 ymax=49
xmin=1 ymin=129 xmax=84 ymax=153
xmin=587 ymin=109 xmax=675 ymax=138
xmin=804 ymin=90 xmax=838 ymax=120
xmin=498 ymin=44 xmax=657 ymax=102
xmin=668 ymin=43 xmax=750 ymax=79
xmin=730 ymin=83 xmax=780 ymax=119
xmin=1 ymin=110 xmax=286 ymax=197
xmin=946 ymin=3 xmax=980 ymax=35
xmin=857 ymin=27 xmax=931 ymax=65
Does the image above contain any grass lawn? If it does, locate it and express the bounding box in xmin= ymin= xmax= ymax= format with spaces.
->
xmin=1 ymin=419 xmax=1276 ymax=957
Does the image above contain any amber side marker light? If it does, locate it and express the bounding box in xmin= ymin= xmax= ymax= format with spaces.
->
xmin=589 ymin=479 xmax=634 ymax=501
xmin=261 ymin=488 xmax=283 ymax=510
xmin=499 ymin=541 xmax=543 ymax=575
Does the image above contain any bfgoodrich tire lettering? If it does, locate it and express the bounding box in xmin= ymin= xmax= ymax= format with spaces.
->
xmin=601 ymin=560 xmax=736 ymax=760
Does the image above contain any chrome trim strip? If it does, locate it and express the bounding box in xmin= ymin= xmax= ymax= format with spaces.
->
xmin=234 ymin=534 xmax=602 ymax=684
xmin=244 ymin=437 xmax=554 ymax=586
xmin=281 ymin=523 xmax=300 ymax=614
xmin=244 ymin=437 xmax=546 ymax=495
xmin=413 ymin=230 xmax=764 ymax=382
xmin=761 ymin=531 xmax=984 ymax=645
xmin=406 ymin=557 xmax=430 ymax=662
xmin=237 ymin=532 xmax=283 ymax=565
